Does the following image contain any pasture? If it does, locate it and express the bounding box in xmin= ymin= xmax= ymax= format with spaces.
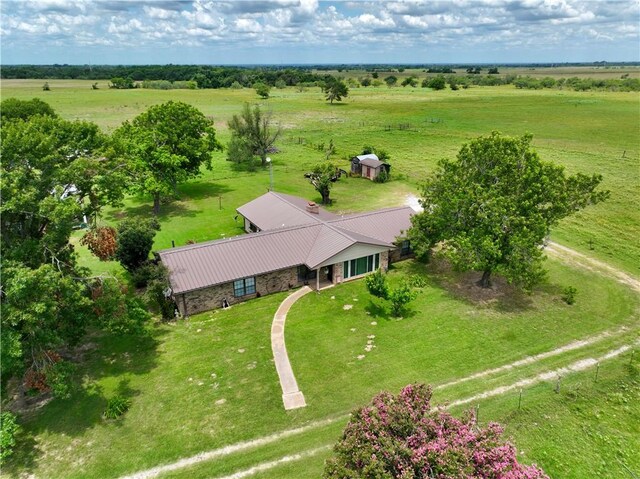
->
xmin=1 ymin=77 xmax=639 ymax=478
xmin=2 ymin=78 xmax=638 ymax=275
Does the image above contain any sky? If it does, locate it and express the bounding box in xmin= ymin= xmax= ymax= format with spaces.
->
xmin=1 ymin=0 xmax=639 ymax=65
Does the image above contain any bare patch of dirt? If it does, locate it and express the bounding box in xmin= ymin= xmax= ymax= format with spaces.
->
xmin=546 ymin=241 xmax=640 ymax=292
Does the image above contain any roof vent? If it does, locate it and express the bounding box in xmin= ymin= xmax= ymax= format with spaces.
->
xmin=306 ymin=202 xmax=319 ymax=214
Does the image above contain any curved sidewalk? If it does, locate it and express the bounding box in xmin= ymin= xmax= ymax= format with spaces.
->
xmin=271 ymin=286 xmax=312 ymax=410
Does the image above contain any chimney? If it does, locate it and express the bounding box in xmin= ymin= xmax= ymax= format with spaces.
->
xmin=306 ymin=201 xmax=319 ymax=214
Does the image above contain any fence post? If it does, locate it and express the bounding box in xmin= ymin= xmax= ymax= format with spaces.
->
xmin=594 ymin=362 xmax=600 ymax=383
xmin=554 ymin=376 xmax=561 ymax=394
xmin=518 ymin=389 xmax=523 ymax=410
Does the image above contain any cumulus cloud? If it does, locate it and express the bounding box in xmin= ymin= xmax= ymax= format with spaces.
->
xmin=0 ymin=0 xmax=637 ymax=63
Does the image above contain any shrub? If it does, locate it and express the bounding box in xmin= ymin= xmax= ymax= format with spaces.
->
xmin=80 ymin=226 xmax=118 ymax=261
xmin=254 ymin=82 xmax=270 ymax=99
xmin=46 ymin=360 xmax=76 ymax=399
xmin=388 ymin=280 xmax=418 ymax=317
xmin=145 ymin=264 xmax=176 ymax=320
xmin=115 ymin=218 xmax=160 ymax=272
xmin=364 ymin=269 xmax=389 ymax=300
xmin=130 ymin=261 xmax=161 ymax=288
xmin=103 ymin=396 xmax=131 ymax=419
xmin=0 ymin=412 xmax=20 ymax=465
xmin=324 ymin=384 xmax=549 ymax=479
xmin=562 ymin=286 xmax=577 ymax=305
xmin=426 ymin=75 xmax=446 ymax=90
xmin=92 ymin=278 xmax=151 ymax=335
xmin=373 ymin=168 xmax=389 ymax=183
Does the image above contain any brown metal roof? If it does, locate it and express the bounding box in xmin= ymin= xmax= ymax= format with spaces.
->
xmin=236 ymin=191 xmax=336 ymax=231
xmin=329 ymin=207 xmax=414 ymax=244
xmin=159 ymin=224 xmax=322 ymax=294
xmin=160 ymin=195 xmax=414 ymax=295
xmin=359 ymin=158 xmax=384 ymax=168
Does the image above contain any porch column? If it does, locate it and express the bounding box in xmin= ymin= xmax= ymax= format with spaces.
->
xmin=316 ymin=269 xmax=320 ymax=290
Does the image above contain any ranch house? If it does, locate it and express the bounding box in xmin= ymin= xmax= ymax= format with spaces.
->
xmin=159 ymin=192 xmax=414 ymax=316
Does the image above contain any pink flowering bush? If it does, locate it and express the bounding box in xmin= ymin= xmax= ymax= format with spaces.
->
xmin=324 ymin=384 xmax=548 ymax=479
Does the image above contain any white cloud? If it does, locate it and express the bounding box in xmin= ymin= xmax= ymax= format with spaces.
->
xmin=0 ymin=0 xmax=637 ymax=63
xmin=234 ymin=18 xmax=263 ymax=33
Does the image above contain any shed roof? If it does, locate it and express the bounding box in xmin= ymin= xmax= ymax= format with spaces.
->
xmin=359 ymin=158 xmax=384 ymax=168
xmin=355 ymin=153 xmax=379 ymax=162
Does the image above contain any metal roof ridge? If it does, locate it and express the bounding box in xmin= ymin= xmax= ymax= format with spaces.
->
xmin=158 ymin=222 xmax=322 ymax=255
xmin=269 ymin=191 xmax=327 ymax=224
xmin=327 ymin=205 xmax=415 ymax=223
xmin=303 ymin=222 xmax=329 ymax=265
xmin=331 ymin=225 xmax=393 ymax=247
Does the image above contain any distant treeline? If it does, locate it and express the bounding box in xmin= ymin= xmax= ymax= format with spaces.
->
xmin=0 ymin=65 xmax=334 ymax=88
xmin=513 ymin=75 xmax=640 ymax=92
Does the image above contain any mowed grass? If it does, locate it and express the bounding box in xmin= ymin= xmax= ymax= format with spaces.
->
xmin=3 ymin=79 xmax=635 ymax=274
xmin=4 ymin=258 xmax=638 ymax=479
xmin=1 ymin=78 xmax=638 ymax=478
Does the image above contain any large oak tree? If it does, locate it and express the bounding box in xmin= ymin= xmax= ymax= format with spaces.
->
xmin=409 ymin=132 xmax=609 ymax=289
xmin=114 ymin=101 xmax=222 ymax=215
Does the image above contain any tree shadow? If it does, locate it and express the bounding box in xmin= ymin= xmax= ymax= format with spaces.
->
xmin=106 ymin=201 xmax=202 ymax=222
xmin=5 ymin=328 xmax=166 ymax=476
xmin=365 ymin=300 xmax=390 ymax=320
xmin=177 ymin=181 xmax=234 ymax=201
xmin=411 ymin=257 xmax=535 ymax=313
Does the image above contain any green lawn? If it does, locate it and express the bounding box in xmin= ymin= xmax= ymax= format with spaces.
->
xmin=2 ymin=78 xmax=639 ymax=478
xmin=4 ymin=259 xmax=638 ymax=478
xmin=2 ymin=79 xmax=639 ymax=274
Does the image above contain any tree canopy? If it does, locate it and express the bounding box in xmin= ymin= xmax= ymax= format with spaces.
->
xmin=304 ymin=163 xmax=347 ymax=205
xmin=0 ymin=100 xmax=150 ymax=400
xmin=325 ymin=384 xmax=548 ymax=478
xmin=227 ymin=103 xmax=281 ymax=169
xmin=322 ymin=78 xmax=349 ymax=104
xmin=0 ymin=97 xmax=58 ymax=122
xmin=0 ymin=113 xmax=123 ymax=267
xmin=113 ymin=101 xmax=221 ymax=214
xmin=409 ymin=132 xmax=609 ymax=289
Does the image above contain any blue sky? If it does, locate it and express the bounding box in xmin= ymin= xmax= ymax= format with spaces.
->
xmin=1 ymin=0 xmax=639 ymax=65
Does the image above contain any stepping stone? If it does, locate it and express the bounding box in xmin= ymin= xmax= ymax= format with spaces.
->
xmin=357 ymin=354 xmax=366 ymax=360
xmin=237 ymin=348 xmax=245 ymax=353
xmin=371 ymin=321 xmax=377 ymax=325
xmin=343 ymin=304 xmax=353 ymax=310
xmin=215 ymin=399 xmax=226 ymax=405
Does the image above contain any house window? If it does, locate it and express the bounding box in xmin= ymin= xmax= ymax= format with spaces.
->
xmin=233 ymin=277 xmax=256 ymax=297
xmin=401 ymin=240 xmax=411 ymax=256
xmin=297 ymin=265 xmax=316 ymax=282
xmin=343 ymin=253 xmax=380 ymax=279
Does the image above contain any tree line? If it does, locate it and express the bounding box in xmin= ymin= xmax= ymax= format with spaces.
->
xmin=0 ymin=65 xmax=335 ymax=89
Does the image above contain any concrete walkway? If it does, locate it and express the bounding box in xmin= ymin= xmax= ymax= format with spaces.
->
xmin=271 ymin=286 xmax=312 ymax=410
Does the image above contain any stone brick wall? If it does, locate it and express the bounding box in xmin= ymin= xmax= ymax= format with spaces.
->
xmin=177 ymin=266 xmax=300 ymax=316
xmin=389 ymin=246 xmax=414 ymax=264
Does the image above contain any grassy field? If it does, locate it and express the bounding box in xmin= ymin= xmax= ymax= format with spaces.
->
xmin=2 ymin=78 xmax=637 ymax=275
xmin=1 ymin=78 xmax=639 ymax=478
xmin=3 ymin=259 xmax=638 ymax=479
